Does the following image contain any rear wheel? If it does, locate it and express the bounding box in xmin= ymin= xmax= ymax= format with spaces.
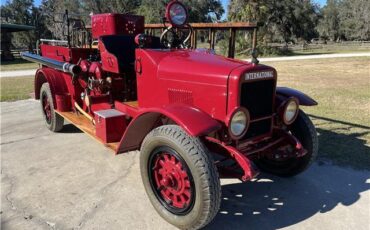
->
xmin=140 ymin=125 xmax=221 ymax=230
xmin=256 ymin=110 xmax=318 ymax=177
xmin=40 ymin=83 xmax=64 ymax=132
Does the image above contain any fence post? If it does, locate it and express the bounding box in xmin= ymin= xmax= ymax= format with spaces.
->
xmin=252 ymin=28 xmax=257 ymax=50
xmin=208 ymin=28 xmax=212 ymax=49
xmin=228 ymin=28 xmax=236 ymax=58
xmin=211 ymin=29 xmax=216 ymax=50
xmin=193 ymin=29 xmax=198 ymax=48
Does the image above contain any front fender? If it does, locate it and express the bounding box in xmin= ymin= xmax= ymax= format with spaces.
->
xmin=116 ymin=104 xmax=221 ymax=154
xmin=276 ymin=87 xmax=318 ymax=106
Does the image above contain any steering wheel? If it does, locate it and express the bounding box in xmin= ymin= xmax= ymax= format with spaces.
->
xmin=160 ymin=24 xmax=193 ymax=49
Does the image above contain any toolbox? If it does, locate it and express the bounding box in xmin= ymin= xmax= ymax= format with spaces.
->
xmin=94 ymin=109 xmax=126 ymax=143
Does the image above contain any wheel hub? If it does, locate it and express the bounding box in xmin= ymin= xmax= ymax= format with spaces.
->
xmin=42 ymin=93 xmax=52 ymax=124
xmin=151 ymin=150 xmax=194 ymax=213
xmin=161 ymin=174 xmax=175 ymax=187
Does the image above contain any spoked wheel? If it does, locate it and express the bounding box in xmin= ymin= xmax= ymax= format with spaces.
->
xmin=149 ymin=147 xmax=195 ymax=215
xmin=41 ymin=91 xmax=52 ymax=124
xmin=40 ymin=83 xmax=64 ymax=132
xmin=141 ymin=125 xmax=221 ymax=230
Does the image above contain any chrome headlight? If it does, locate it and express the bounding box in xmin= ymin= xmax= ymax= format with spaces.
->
xmin=228 ymin=108 xmax=250 ymax=139
xmin=283 ymin=99 xmax=299 ymax=125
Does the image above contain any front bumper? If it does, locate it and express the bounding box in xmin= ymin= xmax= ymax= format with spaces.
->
xmin=206 ymin=129 xmax=307 ymax=182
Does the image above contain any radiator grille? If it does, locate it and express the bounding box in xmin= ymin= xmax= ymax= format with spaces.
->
xmin=240 ymin=80 xmax=274 ymax=119
xmin=240 ymin=79 xmax=275 ymax=139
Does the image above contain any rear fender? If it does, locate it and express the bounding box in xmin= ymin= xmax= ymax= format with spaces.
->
xmin=35 ymin=68 xmax=69 ymax=110
xmin=116 ymin=104 xmax=221 ymax=154
xmin=276 ymin=87 xmax=318 ymax=106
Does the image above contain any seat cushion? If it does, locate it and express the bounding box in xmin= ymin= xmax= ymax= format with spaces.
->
xmin=100 ymin=35 xmax=137 ymax=72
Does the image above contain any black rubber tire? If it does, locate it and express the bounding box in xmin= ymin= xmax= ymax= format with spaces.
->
xmin=140 ymin=125 xmax=221 ymax=230
xmin=40 ymin=83 xmax=64 ymax=132
xmin=255 ymin=110 xmax=318 ymax=177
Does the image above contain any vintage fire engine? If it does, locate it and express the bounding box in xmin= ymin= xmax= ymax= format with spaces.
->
xmin=21 ymin=1 xmax=318 ymax=229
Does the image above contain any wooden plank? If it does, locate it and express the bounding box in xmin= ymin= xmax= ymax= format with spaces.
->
xmin=57 ymin=111 xmax=119 ymax=152
xmin=193 ymin=29 xmax=198 ymax=48
xmin=145 ymin=22 xmax=257 ymax=30
xmin=210 ymin=29 xmax=216 ymax=50
xmin=124 ymin=101 xmax=139 ymax=108
xmin=252 ymin=28 xmax=258 ymax=50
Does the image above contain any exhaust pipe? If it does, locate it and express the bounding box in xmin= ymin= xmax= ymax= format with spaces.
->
xmin=20 ymin=52 xmax=81 ymax=75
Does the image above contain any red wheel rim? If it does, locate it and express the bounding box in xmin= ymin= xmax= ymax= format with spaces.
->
xmin=42 ymin=92 xmax=52 ymax=124
xmin=149 ymin=147 xmax=195 ymax=215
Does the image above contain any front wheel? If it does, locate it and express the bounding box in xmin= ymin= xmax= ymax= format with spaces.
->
xmin=140 ymin=125 xmax=221 ymax=230
xmin=255 ymin=110 xmax=318 ymax=177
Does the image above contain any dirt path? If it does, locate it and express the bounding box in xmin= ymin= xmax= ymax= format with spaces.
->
xmin=0 ymin=69 xmax=36 ymax=78
xmin=256 ymin=52 xmax=370 ymax=62
xmin=1 ymin=99 xmax=370 ymax=230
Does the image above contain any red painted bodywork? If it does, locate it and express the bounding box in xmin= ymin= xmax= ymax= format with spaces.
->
xmin=135 ymin=49 xmax=248 ymax=120
xmin=91 ymin=14 xmax=144 ymax=39
xmin=35 ymin=68 xmax=72 ymax=109
xmin=227 ymin=64 xmax=277 ymax=114
xmin=115 ymin=104 xmax=222 ymax=153
xmin=33 ymin=12 xmax=317 ymax=182
xmin=40 ymin=44 xmax=92 ymax=63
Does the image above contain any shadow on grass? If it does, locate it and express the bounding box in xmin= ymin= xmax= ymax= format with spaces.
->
xmin=309 ymin=114 xmax=370 ymax=171
xmin=206 ymin=167 xmax=369 ymax=230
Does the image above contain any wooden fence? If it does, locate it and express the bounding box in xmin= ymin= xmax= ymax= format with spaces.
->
xmin=145 ymin=22 xmax=258 ymax=58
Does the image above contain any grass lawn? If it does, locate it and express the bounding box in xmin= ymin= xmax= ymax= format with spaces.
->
xmin=267 ymin=57 xmax=370 ymax=170
xmin=236 ymin=45 xmax=370 ymax=58
xmin=290 ymin=48 xmax=370 ymax=56
xmin=0 ymin=57 xmax=369 ymax=170
xmin=0 ymin=59 xmax=39 ymax=71
xmin=0 ymin=76 xmax=34 ymax=101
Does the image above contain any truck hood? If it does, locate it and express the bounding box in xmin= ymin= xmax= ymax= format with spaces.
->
xmin=144 ymin=49 xmax=251 ymax=86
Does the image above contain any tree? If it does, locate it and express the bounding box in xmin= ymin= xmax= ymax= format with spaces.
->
xmin=39 ymin=0 xmax=80 ymax=39
xmin=317 ymin=0 xmax=340 ymax=41
xmin=0 ymin=0 xmax=48 ymax=50
xmin=137 ymin=0 xmax=224 ymax=23
xmin=81 ymin=0 xmax=141 ymax=14
xmin=137 ymin=0 xmax=168 ymax=23
xmin=316 ymin=0 xmax=370 ymax=41
xmin=228 ymin=0 xmax=319 ymax=44
xmin=338 ymin=0 xmax=370 ymax=41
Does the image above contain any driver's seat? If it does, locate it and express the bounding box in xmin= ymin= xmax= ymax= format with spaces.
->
xmin=99 ymin=35 xmax=137 ymax=74
xmin=99 ymin=35 xmax=163 ymax=74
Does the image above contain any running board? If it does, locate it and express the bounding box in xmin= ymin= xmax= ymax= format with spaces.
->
xmin=56 ymin=111 xmax=119 ymax=152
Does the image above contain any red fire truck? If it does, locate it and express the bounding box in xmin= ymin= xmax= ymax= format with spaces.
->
xmin=21 ymin=1 xmax=318 ymax=229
